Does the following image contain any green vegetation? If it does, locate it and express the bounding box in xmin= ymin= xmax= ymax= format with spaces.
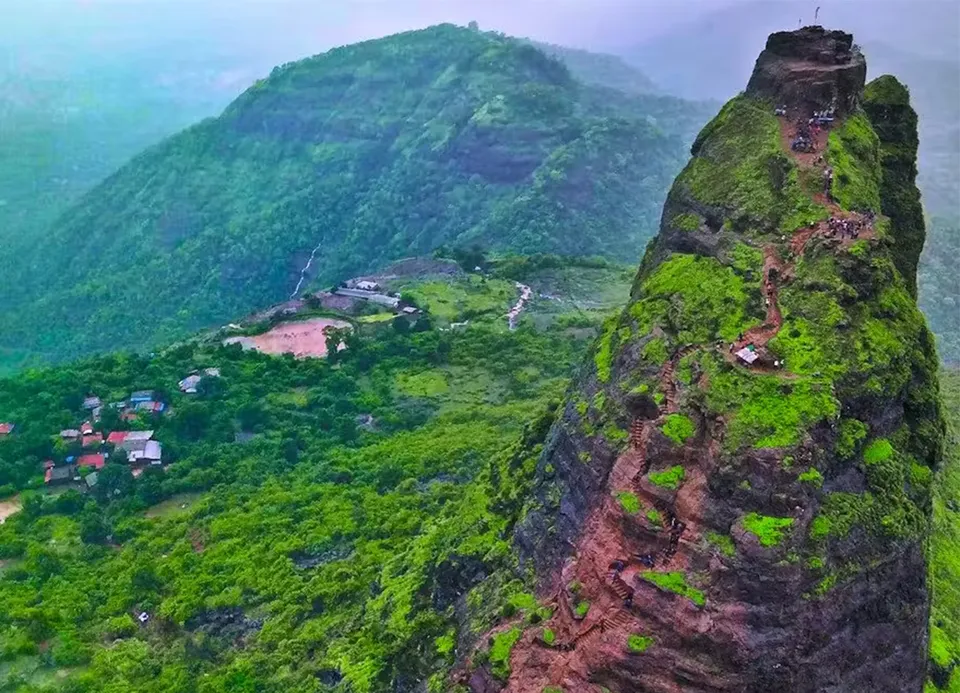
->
xmin=671 ymin=213 xmax=701 ymax=232
xmin=489 ymin=627 xmax=523 ymax=679
xmin=0 ymin=269 xmax=605 ymax=692
xmin=633 ymin=254 xmax=759 ymax=343
xmin=395 ymin=370 xmax=450 ymax=397
xmin=595 ymin=320 xmax=617 ymax=383
xmin=648 ymin=466 xmax=685 ymax=490
xmin=679 ymin=95 xmax=826 ymax=233
xmin=836 ymin=418 xmax=868 ymax=459
xmin=646 ymin=508 xmax=663 ymax=525
xmin=798 ymin=468 xmax=824 ymax=487
xmin=929 ymin=368 xmax=960 ymax=691
xmin=573 ymin=601 xmax=591 ymax=619
xmin=864 ymin=438 xmax=894 ymax=465
xmin=0 ymin=25 xmax=708 ymax=368
xmin=541 ymin=627 xmax=556 ymax=646
xmin=615 ymin=491 xmax=641 ymax=514
xmin=701 ymin=354 xmax=838 ymax=449
xmin=626 ymin=634 xmax=654 ymax=653
xmin=661 ymin=414 xmax=695 ymax=444
xmin=827 ymin=113 xmax=883 ymax=213
xmin=706 ymin=531 xmax=736 ymax=558
xmin=642 ymin=338 xmax=669 ymax=366
xmin=639 ymin=571 xmax=706 ymax=607
xmin=395 ymin=277 xmax=516 ymax=325
xmin=863 ymin=76 xmax=925 ymax=296
xmin=741 ymin=513 xmax=794 ymax=547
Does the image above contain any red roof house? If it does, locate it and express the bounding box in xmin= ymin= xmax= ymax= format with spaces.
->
xmin=82 ymin=433 xmax=103 ymax=448
xmin=0 ymin=423 xmax=14 ymax=437
xmin=107 ymin=431 xmax=128 ymax=445
xmin=77 ymin=454 xmax=105 ymax=470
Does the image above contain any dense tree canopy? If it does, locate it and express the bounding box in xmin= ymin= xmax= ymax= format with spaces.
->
xmin=0 ymin=267 xmax=620 ymax=692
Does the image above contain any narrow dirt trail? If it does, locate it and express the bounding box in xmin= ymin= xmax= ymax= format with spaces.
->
xmin=465 ymin=107 xmax=875 ymax=693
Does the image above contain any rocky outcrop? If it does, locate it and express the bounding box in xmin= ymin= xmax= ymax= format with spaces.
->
xmin=862 ymin=75 xmax=925 ymax=297
xmin=746 ymin=26 xmax=866 ymax=115
xmin=465 ymin=27 xmax=944 ymax=693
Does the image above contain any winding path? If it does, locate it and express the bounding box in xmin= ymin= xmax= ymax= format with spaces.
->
xmin=463 ymin=107 xmax=880 ymax=693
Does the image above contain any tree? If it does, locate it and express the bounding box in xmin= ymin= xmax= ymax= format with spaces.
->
xmin=92 ymin=463 xmax=133 ymax=502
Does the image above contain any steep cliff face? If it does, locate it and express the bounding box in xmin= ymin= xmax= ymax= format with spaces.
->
xmin=861 ymin=75 xmax=926 ymax=298
xmin=468 ymin=27 xmax=945 ymax=693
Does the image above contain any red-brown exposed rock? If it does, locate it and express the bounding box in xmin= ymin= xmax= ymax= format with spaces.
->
xmin=462 ymin=25 xmax=939 ymax=693
xmin=746 ymin=25 xmax=866 ymax=115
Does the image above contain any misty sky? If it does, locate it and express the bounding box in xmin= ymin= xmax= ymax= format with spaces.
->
xmin=2 ymin=0 xmax=956 ymax=113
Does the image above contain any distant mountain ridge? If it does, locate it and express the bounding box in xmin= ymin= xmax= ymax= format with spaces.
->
xmin=0 ymin=24 xmax=713 ymax=366
xmin=529 ymin=40 xmax=661 ymax=95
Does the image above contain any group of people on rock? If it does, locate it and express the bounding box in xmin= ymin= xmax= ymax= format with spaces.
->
xmin=811 ymin=108 xmax=836 ymax=124
xmin=827 ymin=215 xmax=866 ymax=240
xmin=791 ymin=122 xmax=816 ymax=152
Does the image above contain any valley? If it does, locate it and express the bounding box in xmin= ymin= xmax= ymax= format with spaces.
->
xmin=0 ymin=13 xmax=956 ymax=693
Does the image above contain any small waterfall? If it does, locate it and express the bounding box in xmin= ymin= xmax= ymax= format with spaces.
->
xmin=290 ymin=241 xmax=323 ymax=299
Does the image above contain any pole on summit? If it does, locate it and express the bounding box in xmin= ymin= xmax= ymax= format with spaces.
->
xmin=815 ymin=6 xmax=820 ymax=22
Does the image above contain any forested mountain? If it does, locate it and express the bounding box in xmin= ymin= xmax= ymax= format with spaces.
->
xmin=0 ymin=24 xmax=711 ymax=369
xmin=0 ymin=26 xmax=953 ymax=693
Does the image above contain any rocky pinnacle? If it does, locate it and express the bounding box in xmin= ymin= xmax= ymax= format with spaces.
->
xmin=462 ymin=26 xmax=943 ymax=693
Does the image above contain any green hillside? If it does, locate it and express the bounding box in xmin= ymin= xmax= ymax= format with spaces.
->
xmin=0 ymin=24 xmax=711 ymax=368
xmin=0 ymin=258 xmax=627 ymax=692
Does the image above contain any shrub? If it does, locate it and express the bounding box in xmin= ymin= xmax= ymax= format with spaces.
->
xmin=627 ymin=633 xmax=655 ymax=653
xmin=864 ymin=438 xmax=894 ymax=465
xmin=542 ymin=627 xmax=556 ymax=646
xmin=798 ymin=468 xmax=824 ymax=487
xmin=742 ymin=512 xmax=794 ymax=547
xmin=706 ymin=531 xmax=736 ymax=557
xmin=661 ymin=414 xmax=695 ymax=445
xmin=490 ymin=628 xmax=523 ymax=680
xmin=615 ymin=491 xmax=641 ymax=514
xmin=639 ymin=571 xmax=706 ymax=607
xmin=573 ymin=601 xmax=590 ymax=619
xmin=649 ymin=465 xmax=685 ymax=490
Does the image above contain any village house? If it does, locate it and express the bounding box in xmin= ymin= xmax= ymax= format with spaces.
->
xmin=60 ymin=429 xmax=81 ymax=441
xmin=129 ymin=391 xmax=156 ymax=404
xmin=0 ymin=423 xmax=14 ymax=438
xmin=735 ymin=346 xmax=760 ymax=365
xmin=129 ymin=440 xmax=163 ymax=465
xmin=179 ymin=367 xmax=221 ymax=394
xmin=82 ymin=433 xmax=103 ymax=449
xmin=44 ymin=464 xmax=73 ymax=486
xmin=108 ymin=431 xmax=161 ymax=464
xmin=178 ymin=374 xmax=203 ymax=394
xmin=82 ymin=396 xmax=102 ymax=411
xmin=76 ymin=454 xmax=105 ymax=471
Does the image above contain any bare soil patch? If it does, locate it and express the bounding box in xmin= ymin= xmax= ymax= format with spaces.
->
xmin=224 ymin=318 xmax=351 ymax=359
xmin=0 ymin=497 xmax=22 ymax=524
